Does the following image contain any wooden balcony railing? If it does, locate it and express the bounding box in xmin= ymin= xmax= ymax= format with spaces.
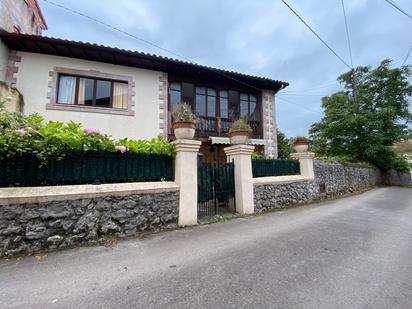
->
xmin=168 ymin=113 xmax=262 ymax=139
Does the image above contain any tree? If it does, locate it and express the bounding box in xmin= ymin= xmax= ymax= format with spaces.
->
xmin=310 ymin=59 xmax=412 ymax=172
xmin=277 ymin=129 xmax=293 ymax=159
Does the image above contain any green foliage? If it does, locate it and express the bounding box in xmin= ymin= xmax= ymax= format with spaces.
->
xmin=229 ymin=116 xmax=252 ymax=133
xmin=277 ymin=129 xmax=293 ymax=159
xmin=172 ymin=102 xmax=197 ymax=123
xmin=0 ymin=110 xmax=175 ymax=164
xmin=310 ymin=59 xmax=412 ymax=172
xmin=117 ymin=136 xmax=174 ymax=156
xmin=251 ymin=151 xmax=262 ymax=160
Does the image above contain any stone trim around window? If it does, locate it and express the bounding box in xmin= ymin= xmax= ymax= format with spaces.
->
xmin=5 ymin=50 xmax=21 ymax=87
xmin=158 ymin=72 xmax=168 ymax=137
xmin=46 ymin=67 xmax=136 ymax=116
xmin=261 ymin=90 xmax=277 ymax=159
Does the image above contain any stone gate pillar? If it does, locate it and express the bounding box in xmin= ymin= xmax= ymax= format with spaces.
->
xmin=174 ymin=139 xmax=202 ymax=226
xmin=291 ymin=152 xmax=315 ymax=179
xmin=224 ymin=145 xmax=255 ymax=214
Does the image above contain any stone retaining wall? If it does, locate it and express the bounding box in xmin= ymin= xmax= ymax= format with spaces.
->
xmin=0 ymin=187 xmax=179 ymax=256
xmin=313 ymin=161 xmax=383 ymax=197
xmin=254 ymin=161 xmax=383 ymax=212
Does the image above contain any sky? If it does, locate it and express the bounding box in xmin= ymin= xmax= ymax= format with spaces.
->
xmin=39 ymin=0 xmax=412 ymax=137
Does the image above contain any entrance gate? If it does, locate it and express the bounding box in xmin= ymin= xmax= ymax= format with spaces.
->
xmin=197 ymin=162 xmax=236 ymax=217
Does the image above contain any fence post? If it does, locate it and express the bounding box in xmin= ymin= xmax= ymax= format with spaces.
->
xmin=174 ymin=139 xmax=202 ymax=226
xmin=224 ymin=144 xmax=255 ymax=214
xmin=291 ymin=152 xmax=315 ymax=179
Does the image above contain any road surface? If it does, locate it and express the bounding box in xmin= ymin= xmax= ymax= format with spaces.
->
xmin=1 ymin=187 xmax=412 ymax=309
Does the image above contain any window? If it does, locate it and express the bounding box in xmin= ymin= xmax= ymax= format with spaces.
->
xmin=169 ymin=82 xmax=181 ymax=109
xmin=219 ymin=90 xmax=228 ymax=118
xmin=57 ymin=74 xmax=128 ymax=109
xmin=168 ymin=81 xmax=258 ymax=121
xmin=195 ymin=86 xmax=206 ymax=116
xmin=207 ymin=88 xmax=216 ymax=117
xmin=239 ymin=93 xmax=258 ymax=120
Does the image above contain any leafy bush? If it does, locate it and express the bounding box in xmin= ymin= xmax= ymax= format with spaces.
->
xmin=251 ymin=151 xmax=262 ymax=160
xmin=229 ymin=116 xmax=252 ymax=133
xmin=172 ymin=102 xmax=197 ymax=123
xmin=0 ymin=110 xmax=175 ymax=164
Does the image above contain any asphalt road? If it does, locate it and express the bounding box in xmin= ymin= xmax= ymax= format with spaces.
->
xmin=1 ymin=187 xmax=412 ymax=309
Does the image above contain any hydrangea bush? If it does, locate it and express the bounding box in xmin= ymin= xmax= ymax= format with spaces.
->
xmin=0 ymin=105 xmax=174 ymax=164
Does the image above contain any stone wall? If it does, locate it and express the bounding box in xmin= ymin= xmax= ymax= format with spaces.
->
xmin=254 ymin=180 xmax=318 ymax=212
xmin=0 ymin=191 xmax=179 ymax=255
xmin=384 ymin=170 xmax=412 ymax=186
xmin=313 ymin=161 xmax=383 ymax=197
xmin=254 ymin=161 xmax=383 ymax=212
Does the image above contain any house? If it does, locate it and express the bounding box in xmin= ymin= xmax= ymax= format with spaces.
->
xmin=0 ymin=2 xmax=289 ymax=162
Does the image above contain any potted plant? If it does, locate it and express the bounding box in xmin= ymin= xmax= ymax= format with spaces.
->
xmin=172 ymin=102 xmax=197 ymax=139
xmin=293 ymin=136 xmax=310 ymax=152
xmin=229 ymin=116 xmax=252 ymax=145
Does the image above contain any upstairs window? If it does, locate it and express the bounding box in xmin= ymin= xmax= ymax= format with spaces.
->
xmin=239 ymin=93 xmax=258 ymax=120
xmin=57 ymin=74 xmax=128 ymax=109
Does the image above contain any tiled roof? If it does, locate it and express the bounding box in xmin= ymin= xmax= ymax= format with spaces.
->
xmin=0 ymin=31 xmax=289 ymax=91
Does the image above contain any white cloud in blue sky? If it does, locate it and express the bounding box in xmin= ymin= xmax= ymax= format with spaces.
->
xmin=40 ymin=0 xmax=411 ymax=137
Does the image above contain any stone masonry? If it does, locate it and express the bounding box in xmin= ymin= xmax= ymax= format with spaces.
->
xmin=254 ymin=160 xmax=384 ymax=212
xmin=261 ymin=90 xmax=277 ymax=159
xmin=0 ymin=191 xmax=179 ymax=255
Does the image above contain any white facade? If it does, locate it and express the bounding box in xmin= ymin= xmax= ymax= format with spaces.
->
xmin=13 ymin=52 xmax=165 ymax=140
xmin=0 ymin=0 xmax=45 ymax=35
xmin=0 ymin=39 xmax=8 ymax=82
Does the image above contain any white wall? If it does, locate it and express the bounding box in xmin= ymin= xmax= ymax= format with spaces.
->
xmin=0 ymin=39 xmax=9 ymax=82
xmin=14 ymin=52 xmax=163 ymax=141
xmin=0 ymin=0 xmax=42 ymax=35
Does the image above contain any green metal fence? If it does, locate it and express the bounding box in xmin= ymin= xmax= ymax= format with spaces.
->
xmin=0 ymin=152 xmax=174 ymax=187
xmin=252 ymin=159 xmax=300 ymax=178
xmin=198 ymin=162 xmax=235 ymax=217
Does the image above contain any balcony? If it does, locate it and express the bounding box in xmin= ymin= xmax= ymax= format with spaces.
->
xmin=168 ymin=114 xmax=262 ymax=139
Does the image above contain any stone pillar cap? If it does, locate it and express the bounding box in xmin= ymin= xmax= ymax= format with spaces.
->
xmin=291 ymin=152 xmax=315 ymax=159
xmin=173 ymin=139 xmax=202 ymax=152
xmin=224 ymin=144 xmax=255 ymax=156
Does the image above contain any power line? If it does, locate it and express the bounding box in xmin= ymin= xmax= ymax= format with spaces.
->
xmin=340 ymin=0 xmax=354 ymax=68
xmin=41 ymin=0 xmax=264 ymax=92
xmin=279 ymin=93 xmax=328 ymax=97
xmin=281 ymin=80 xmax=340 ymax=93
xmin=402 ymin=44 xmax=412 ymax=65
xmin=279 ymin=0 xmax=352 ymax=70
xmin=383 ymin=0 xmax=412 ymax=21
xmin=276 ymin=96 xmax=322 ymax=114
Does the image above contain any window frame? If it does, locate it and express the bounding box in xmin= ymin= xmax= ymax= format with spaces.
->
xmin=56 ymin=73 xmax=128 ymax=109
xmin=47 ymin=67 xmax=135 ymax=116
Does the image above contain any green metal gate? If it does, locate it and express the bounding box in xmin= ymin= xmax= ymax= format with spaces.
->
xmin=197 ymin=162 xmax=235 ymax=218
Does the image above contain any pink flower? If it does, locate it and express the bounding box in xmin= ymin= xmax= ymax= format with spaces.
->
xmin=84 ymin=128 xmax=103 ymax=136
xmin=115 ymin=145 xmax=128 ymax=153
xmin=16 ymin=128 xmax=27 ymax=136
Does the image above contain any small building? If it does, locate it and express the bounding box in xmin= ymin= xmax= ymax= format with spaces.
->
xmin=0 ymin=2 xmax=288 ymax=162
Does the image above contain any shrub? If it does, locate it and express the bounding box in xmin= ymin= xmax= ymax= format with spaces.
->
xmin=172 ymin=102 xmax=197 ymax=123
xmin=0 ymin=110 xmax=175 ymax=164
xmin=229 ymin=116 xmax=252 ymax=134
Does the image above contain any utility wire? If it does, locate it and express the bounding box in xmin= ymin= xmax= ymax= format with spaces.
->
xmin=41 ymin=0 xmax=264 ymax=92
xmin=383 ymin=0 xmax=412 ymax=21
xmin=42 ymin=0 xmax=327 ymax=113
xmin=279 ymin=0 xmax=352 ymax=70
xmin=402 ymin=44 xmax=412 ymax=65
xmin=276 ymin=96 xmax=322 ymax=114
xmin=282 ymin=80 xmax=340 ymax=93
xmin=340 ymin=0 xmax=354 ymax=68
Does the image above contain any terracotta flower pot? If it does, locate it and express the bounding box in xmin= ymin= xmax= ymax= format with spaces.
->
xmin=293 ymin=140 xmax=310 ymax=152
xmin=229 ymin=130 xmax=250 ymax=145
xmin=173 ymin=122 xmax=196 ymax=139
